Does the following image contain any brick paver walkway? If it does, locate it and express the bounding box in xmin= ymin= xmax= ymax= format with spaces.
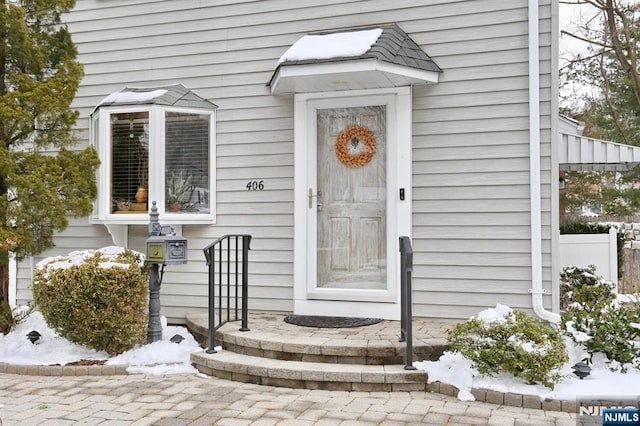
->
xmin=0 ymin=372 xmax=577 ymax=425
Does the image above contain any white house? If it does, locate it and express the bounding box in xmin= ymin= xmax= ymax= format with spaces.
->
xmin=15 ymin=0 xmax=640 ymax=324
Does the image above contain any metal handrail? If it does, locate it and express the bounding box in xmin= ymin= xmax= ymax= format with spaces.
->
xmin=203 ymin=234 xmax=251 ymax=353
xmin=399 ymin=236 xmax=416 ymax=370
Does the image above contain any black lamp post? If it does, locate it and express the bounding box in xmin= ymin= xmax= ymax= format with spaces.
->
xmin=147 ymin=202 xmax=163 ymax=344
xmin=145 ymin=201 xmax=188 ymax=344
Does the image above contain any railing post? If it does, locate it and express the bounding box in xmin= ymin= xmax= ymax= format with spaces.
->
xmin=240 ymin=235 xmax=251 ymax=331
xmin=206 ymin=243 xmax=217 ymax=354
xmin=399 ymin=236 xmax=416 ymax=370
xmin=203 ymin=234 xmax=251 ymax=354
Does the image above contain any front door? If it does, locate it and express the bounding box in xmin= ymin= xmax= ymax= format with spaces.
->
xmin=294 ymin=89 xmax=412 ymax=320
xmin=316 ymin=106 xmax=387 ymax=291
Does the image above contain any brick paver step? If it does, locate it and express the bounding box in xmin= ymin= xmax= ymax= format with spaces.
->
xmin=186 ymin=312 xmax=449 ymax=365
xmin=185 ymin=312 xmax=577 ymax=412
xmin=190 ymin=350 xmax=430 ymax=392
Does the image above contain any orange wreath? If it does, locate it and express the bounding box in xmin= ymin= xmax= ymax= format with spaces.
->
xmin=334 ymin=125 xmax=377 ymax=168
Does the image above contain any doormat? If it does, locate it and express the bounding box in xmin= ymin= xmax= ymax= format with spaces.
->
xmin=284 ymin=315 xmax=383 ymax=328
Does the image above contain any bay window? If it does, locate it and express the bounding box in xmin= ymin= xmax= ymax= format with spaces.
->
xmin=91 ymin=85 xmax=216 ymax=224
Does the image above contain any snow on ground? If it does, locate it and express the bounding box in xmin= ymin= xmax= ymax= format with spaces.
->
xmin=0 ymin=310 xmax=203 ymax=375
xmin=1 ymin=246 xmax=211 ymax=376
xmin=2 ymin=296 xmax=638 ymax=398
xmin=414 ymin=302 xmax=640 ymax=402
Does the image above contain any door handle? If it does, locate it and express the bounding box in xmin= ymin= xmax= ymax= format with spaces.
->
xmin=308 ymin=188 xmax=322 ymax=209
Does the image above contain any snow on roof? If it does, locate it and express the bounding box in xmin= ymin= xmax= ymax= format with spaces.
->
xmin=99 ymin=89 xmax=168 ymax=106
xmin=278 ymin=28 xmax=383 ymax=64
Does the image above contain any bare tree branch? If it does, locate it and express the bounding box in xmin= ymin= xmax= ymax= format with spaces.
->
xmin=604 ymin=0 xmax=640 ymax=106
xmin=562 ymin=29 xmax=610 ymax=48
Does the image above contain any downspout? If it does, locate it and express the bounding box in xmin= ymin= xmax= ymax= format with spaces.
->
xmin=529 ymin=0 xmax=560 ymax=323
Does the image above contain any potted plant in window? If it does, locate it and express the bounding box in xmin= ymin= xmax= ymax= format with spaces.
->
xmin=133 ymin=133 xmax=149 ymax=209
xmin=166 ymin=171 xmax=192 ymax=212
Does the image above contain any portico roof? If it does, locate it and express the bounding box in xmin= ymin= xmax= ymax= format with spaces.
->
xmin=93 ymin=84 xmax=217 ymax=114
xmin=268 ymin=24 xmax=441 ymax=94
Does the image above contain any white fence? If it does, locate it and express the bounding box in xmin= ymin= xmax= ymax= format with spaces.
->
xmin=559 ymin=227 xmax=618 ymax=286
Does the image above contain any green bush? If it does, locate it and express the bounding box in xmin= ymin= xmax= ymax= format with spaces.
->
xmin=0 ymin=301 xmax=33 ymax=335
xmin=560 ymin=265 xmax=615 ymax=311
xmin=560 ymin=266 xmax=640 ymax=370
xmin=32 ymin=247 xmax=148 ymax=355
xmin=448 ymin=307 xmax=568 ymax=388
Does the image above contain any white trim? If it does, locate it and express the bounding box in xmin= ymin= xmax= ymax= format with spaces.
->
xmin=376 ymin=62 xmax=439 ymax=83
xmin=551 ymin=0 xmax=561 ymax=315
xmin=295 ymin=299 xmax=401 ymax=319
xmin=293 ymin=87 xmax=411 ymax=320
xmin=91 ymin=105 xmax=216 ymax=225
xmin=559 ymin=133 xmax=640 ymax=170
xmin=609 ymin=227 xmax=619 ymax=287
xmin=529 ymin=0 xmax=559 ymax=323
xmin=271 ymin=60 xmax=439 ymax=94
xmin=293 ymin=95 xmax=308 ymax=309
xmin=105 ymin=224 xmax=128 ymax=247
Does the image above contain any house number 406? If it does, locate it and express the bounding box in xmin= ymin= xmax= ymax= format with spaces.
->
xmin=246 ymin=180 xmax=264 ymax=190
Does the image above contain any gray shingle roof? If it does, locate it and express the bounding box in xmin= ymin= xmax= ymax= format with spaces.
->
xmin=96 ymin=84 xmax=217 ymax=110
xmin=278 ymin=23 xmax=441 ymax=73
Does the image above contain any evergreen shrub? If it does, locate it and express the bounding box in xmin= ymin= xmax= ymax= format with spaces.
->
xmin=32 ymin=247 xmax=148 ymax=355
xmin=448 ymin=306 xmax=568 ymax=388
xmin=561 ymin=266 xmax=640 ymax=370
xmin=0 ymin=301 xmax=33 ymax=335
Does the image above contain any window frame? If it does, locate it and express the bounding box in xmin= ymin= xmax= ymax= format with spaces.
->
xmin=91 ymin=104 xmax=216 ymax=225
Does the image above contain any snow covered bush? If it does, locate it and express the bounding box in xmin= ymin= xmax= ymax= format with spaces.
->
xmin=561 ymin=266 xmax=640 ymax=370
xmin=560 ymin=265 xmax=615 ymax=312
xmin=32 ymin=247 xmax=148 ymax=355
xmin=447 ymin=304 xmax=567 ymax=388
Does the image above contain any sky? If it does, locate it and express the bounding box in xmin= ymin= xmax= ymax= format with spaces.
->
xmin=559 ymin=2 xmax=597 ymax=106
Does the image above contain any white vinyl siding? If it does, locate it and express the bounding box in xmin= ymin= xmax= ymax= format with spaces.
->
xmin=410 ymin=1 xmax=554 ymax=319
xmin=16 ymin=0 xmax=555 ymax=323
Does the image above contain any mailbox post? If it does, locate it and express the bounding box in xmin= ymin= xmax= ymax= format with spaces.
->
xmin=145 ymin=201 xmax=188 ymax=343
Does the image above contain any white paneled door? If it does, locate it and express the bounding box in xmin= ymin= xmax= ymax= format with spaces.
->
xmin=294 ymin=89 xmax=412 ymax=320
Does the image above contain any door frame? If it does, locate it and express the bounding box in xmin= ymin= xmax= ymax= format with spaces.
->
xmin=293 ymin=87 xmax=412 ymax=320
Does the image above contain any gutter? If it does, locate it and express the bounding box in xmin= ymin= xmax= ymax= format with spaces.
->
xmin=529 ymin=0 xmax=561 ymax=323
